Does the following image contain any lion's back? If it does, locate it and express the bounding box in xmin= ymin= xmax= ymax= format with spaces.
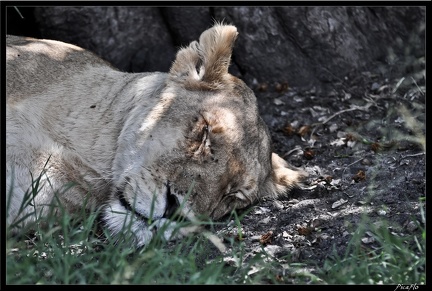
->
xmin=6 ymin=35 xmax=114 ymax=103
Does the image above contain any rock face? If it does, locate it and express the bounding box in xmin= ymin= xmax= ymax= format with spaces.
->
xmin=7 ymin=6 xmax=425 ymax=91
xmin=32 ymin=7 xmax=177 ymax=73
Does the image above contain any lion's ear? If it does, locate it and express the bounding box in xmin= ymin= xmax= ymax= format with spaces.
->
xmin=169 ymin=23 xmax=238 ymax=90
xmin=197 ymin=24 xmax=238 ymax=84
xmin=265 ymin=153 xmax=308 ymax=197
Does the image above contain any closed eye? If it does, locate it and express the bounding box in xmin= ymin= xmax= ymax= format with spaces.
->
xmin=192 ymin=114 xmax=209 ymax=141
xmin=201 ymin=125 xmax=210 ymax=146
xmin=193 ymin=127 xmax=210 ymax=157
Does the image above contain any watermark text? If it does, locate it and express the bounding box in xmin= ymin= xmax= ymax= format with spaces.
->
xmin=394 ymin=284 xmax=419 ymax=291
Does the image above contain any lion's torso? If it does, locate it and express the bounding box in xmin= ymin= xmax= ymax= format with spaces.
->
xmin=7 ymin=35 xmax=169 ymax=215
xmin=6 ymin=27 xmax=305 ymax=248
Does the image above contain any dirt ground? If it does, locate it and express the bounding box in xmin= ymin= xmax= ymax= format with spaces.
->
xmin=203 ymin=67 xmax=426 ymax=281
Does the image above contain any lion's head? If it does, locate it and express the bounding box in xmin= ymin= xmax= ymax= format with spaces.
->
xmin=109 ymin=24 xmax=306 ymax=232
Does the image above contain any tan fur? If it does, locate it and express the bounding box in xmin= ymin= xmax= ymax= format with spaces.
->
xmin=6 ymin=24 xmax=306 ymax=248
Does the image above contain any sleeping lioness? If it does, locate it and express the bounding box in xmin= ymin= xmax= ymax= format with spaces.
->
xmin=6 ymin=24 xmax=306 ymax=247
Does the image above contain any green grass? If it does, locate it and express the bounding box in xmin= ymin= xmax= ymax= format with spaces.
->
xmin=5 ymin=203 xmax=285 ymax=284
xmin=318 ymin=211 xmax=426 ymax=284
xmin=5 ymin=171 xmax=289 ymax=284
xmin=6 ymin=179 xmax=425 ymax=284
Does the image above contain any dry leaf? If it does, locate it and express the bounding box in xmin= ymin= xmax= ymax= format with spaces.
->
xmin=283 ymin=124 xmax=296 ymax=136
xmin=259 ymin=231 xmax=273 ymax=245
xmin=257 ymin=83 xmax=268 ymax=92
xmin=371 ymin=142 xmax=381 ymax=152
xmin=298 ymin=125 xmax=311 ymax=137
xmin=297 ymin=226 xmax=312 ymax=236
xmin=352 ymin=170 xmax=366 ymax=182
xmin=303 ymin=148 xmax=315 ymax=160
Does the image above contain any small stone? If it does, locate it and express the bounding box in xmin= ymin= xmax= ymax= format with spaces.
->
xmin=320 ymin=233 xmax=330 ymax=240
xmin=273 ymin=200 xmax=284 ymax=209
xmin=273 ymin=98 xmax=285 ymax=106
xmin=282 ymin=231 xmax=291 ymax=238
xmin=406 ymin=221 xmax=418 ymax=232
xmin=259 ymin=216 xmax=271 ymax=224
xmin=264 ymin=245 xmax=281 ymax=256
xmin=288 ymin=199 xmax=299 ymax=205
xmin=371 ymin=82 xmax=381 ymax=91
xmin=361 ymin=236 xmax=375 ymax=244
xmin=311 ymin=218 xmax=325 ymax=229
xmin=328 ymin=123 xmax=338 ymax=133
xmin=344 ymin=92 xmax=351 ymax=100
xmin=377 ymin=209 xmax=387 ymax=216
xmin=332 ymin=198 xmax=348 ymax=209
xmin=250 ymin=235 xmax=261 ymax=241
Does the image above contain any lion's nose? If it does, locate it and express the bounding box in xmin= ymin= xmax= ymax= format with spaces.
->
xmin=163 ymin=184 xmax=180 ymax=219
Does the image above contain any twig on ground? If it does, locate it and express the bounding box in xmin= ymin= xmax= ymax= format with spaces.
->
xmin=282 ymin=145 xmax=303 ymax=158
xmin=341 ymin=157 xmax=366 ymax=178
xmin=410 ymin=77 xmax=425 ymax=96
xmin=392 ymin=77 xmax=405 ymax=94
xmin=310 ymin=103 xmax=373 ymax=138
xmin=401 ymin=152 xmax=425 ymax=159
xmin=340 ymin=152 xmax=374 ymax=183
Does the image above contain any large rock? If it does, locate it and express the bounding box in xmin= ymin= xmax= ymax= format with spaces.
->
xmin=215 ymin=6 xmax=425 ymax=89
xmin=7 ymin=6 xmax=425 ymax=91
xmin=160 ymin=7 xmax=212 ymax=46
xmin=33 ymin=7 xmax=176 ymax=73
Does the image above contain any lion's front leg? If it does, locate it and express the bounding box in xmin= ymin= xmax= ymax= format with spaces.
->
xmin=102 ymin=200 xmax=190 ymax=248
xmin=6 ymin=160 xmax=58 ymax=231
xmin=102 ymin=199 xmax=154 ymax=248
